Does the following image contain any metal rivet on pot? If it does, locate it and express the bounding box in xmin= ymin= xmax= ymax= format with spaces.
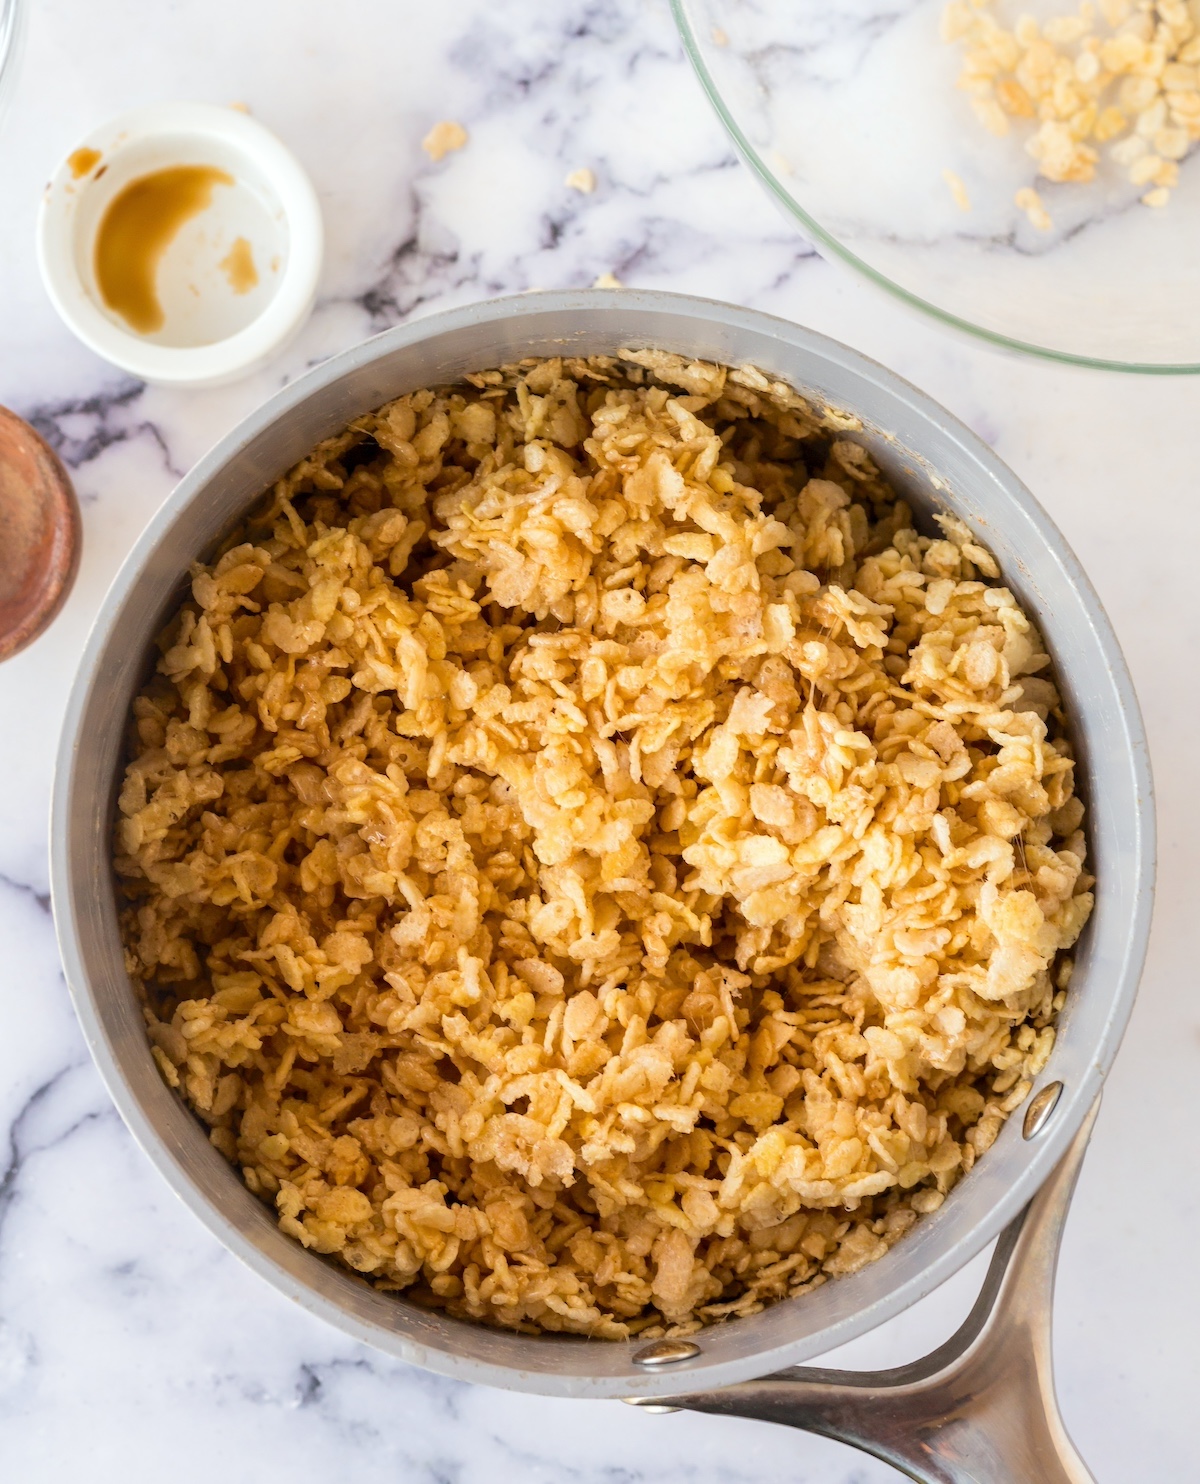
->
xmin=1023 ymin=1081 xmax=1063 ymax=1139
xmin=633 ymin=1339 xmax=701 ymax=1367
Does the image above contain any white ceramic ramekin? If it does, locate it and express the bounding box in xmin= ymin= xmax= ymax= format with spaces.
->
xmin=37 ymin=102 xmax=323 ymax=388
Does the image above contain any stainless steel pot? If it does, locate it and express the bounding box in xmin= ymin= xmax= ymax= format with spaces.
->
xmin=51 ymin=291 xmax=1154 ymax=1482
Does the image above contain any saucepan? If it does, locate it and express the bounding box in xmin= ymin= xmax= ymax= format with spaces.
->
xmin=51 ymin=290 xmax=1154 ymax=1483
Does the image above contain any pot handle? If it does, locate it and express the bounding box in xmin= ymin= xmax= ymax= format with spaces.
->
xmin=628 ymin=1099 xmax=1100 ymax=1484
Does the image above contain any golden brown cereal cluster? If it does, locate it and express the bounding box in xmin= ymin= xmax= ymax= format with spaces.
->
xmin=944 ymin=0 xmax=1200 ymax=217
xmin=115 ymin=352 xmax=1091 ymax=1338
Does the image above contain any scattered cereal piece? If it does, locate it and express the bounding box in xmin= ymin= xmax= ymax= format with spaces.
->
xmin=1118 ymin=75 xmax=1159 ymax=115
xmin=712 ymin=24 xmax=729 ymax=45
xmin=1162 ymin=61 xmax=1199 ymax=88
xmin=1135 ymin=98 xmax=1169 ymax=138
xmin=565 ymin=167 xmax=596 ymax=193
xmin=767 ymin=148 xmax=794 ymax=176
xmin=1015 ymin=185 xmax=1054 ymax=229
xmin=997 ymin=78 xmax=1036 ymax=116
xmin=1155 ymin=125 xmax=1190 ymax=157
xmin=1142 ymin=185 xmax=1171 ymax=203
xmin=593 ymin=271 xmax=622 ymax=288
xmin=941 ymin=0 xmax=972 ymax=42
xmin=1110 ymin=132 xmax=1148 ymax=164
xmin=1128 ymin=151 xmax=1164 ymax=184
xmin=943 ymin=167 xmax=973 ymax=210
xmin=972 ymin=95 xmax=1012 ymax=135
xmin=1168 ymin=89 xmax=1200 ymax=124
xmin=1014 ymin=14 xmax=1040 ymax=47
xmin=1093 ymin=104 xmax=1128 ymax=140
xmin=1044 ymin=13 xmax=1091 ymax=44
xmin=422 ymin=120 xmax=468 ymax=163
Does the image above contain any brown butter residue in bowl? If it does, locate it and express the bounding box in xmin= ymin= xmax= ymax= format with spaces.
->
xmin=219 ymin=236 xmax=259 ymax=296
xmin=68 ymin=147 xmax=102 ymax=179
xmin=94 ymin=164 xmax=233 ymax=334
xmin=114 ymin=351 xmax=1092 ymax=1338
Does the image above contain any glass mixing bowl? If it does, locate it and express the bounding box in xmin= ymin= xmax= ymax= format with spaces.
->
xmin=0 ymin=0 xmax=23 ymax=133
xmin=673 ymin=0 xmax=1200 ymax=372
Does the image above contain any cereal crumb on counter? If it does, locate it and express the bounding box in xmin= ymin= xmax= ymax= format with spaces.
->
xmin=712 ymin=25 xmax=729 ymax=46
xmin=117 ymin=352 xmax=1090 ymax=1341
xmin=422 ymin=120 xmax=469 ymax=163
xmin=1015 ymin=185 xmax=1053 ymax=230
xmin=942 ymin=168 xmax=973 ymax=211
xmin=565 ymin=167 xmax=596 ymax=193
xmin=593 ymin=270 xmax=622 ymax=288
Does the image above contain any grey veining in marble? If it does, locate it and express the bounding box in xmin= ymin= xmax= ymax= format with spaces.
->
xmin=0 ymin=2 xmax=1196 ymax=1481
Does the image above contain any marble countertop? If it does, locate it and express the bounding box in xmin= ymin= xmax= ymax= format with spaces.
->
xmin=1 ymin=2 xmax=1195 ymax=1479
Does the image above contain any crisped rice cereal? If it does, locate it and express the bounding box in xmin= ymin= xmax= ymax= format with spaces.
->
xmin=944 ymin=0 xmax=1200 ymax=211
xmin=421 ymin=120 xmax=468 ymax=163
xmin=115 ymin=351 xmax=1092 ymax=1339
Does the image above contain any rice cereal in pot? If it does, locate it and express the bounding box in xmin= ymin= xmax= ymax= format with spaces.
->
xmin=113 ymin=347 xmax=1091 ymax=1340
